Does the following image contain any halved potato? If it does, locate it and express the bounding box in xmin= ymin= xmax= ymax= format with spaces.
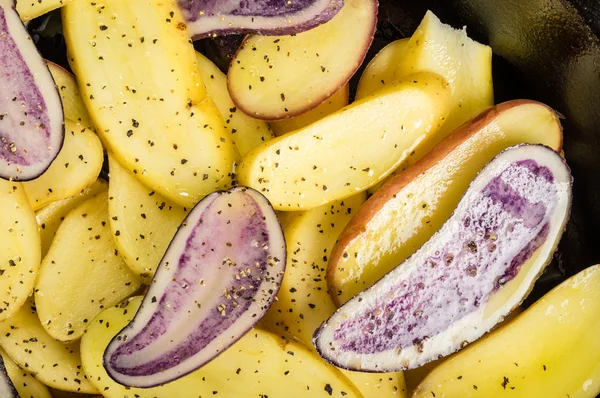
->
xmin=227 ymin=0 xmax=376 ymax=120
xmin=196 ymin=52 xmax=273 ymax=156
xmin=23 ymin=120 xmax=103 ymax=211
xmin=0 ymin=299 xmax=97 ymax=394
xmin=270 ymin=85 xmax=349 ymax=136
xmin=414 ymin=265 xmax=600 ymax=398
xmin=238 ymin=72 xmax=451 ymax=210
xmin=63 ymin=0 xmax=237 ymax=207
xmin=328 ymin=100 xmax=563 ymax=305
xmin=81 ymin=296 xmax=361 ymax=397
xmin=17 ymin=0 xmax=72 ymax=22
xmin=0 ymin=180 xmax=40 ymax=321
xmin=108 ymin=154 xmax=187 ymax=283
xmin=356 ymin=39 xmax=409 ymax=100
xmin=35 ymin=192 xmax=141 ymax=342
xmin=0 ymin=347 xmax=51 ymax=398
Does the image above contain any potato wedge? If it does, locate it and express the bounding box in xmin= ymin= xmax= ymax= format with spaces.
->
xmin=238 ymin=72 xmax=451 ymax=210
xmin=328 ymin=100 xmax=563 ymax=305
xmin=0 ymin=347 xmax=51 ymax=398
xmin=108 ymin=154 xmax=187 ymax=283
xmin=81 ymin=296 xmax=361 ymax=397
xmin=0 ymin=180 xmax=40 ymax=321
xmin=0 ymin=299 xmax=97 ymax=393
xmin=270 ymin=85 xmax=349 ymax=136
xmin=35 ymin=192 xmax=141 ymax=342
xmin=36 ymin=179 xmax=107 ymax=258
xmin=356 ymin=39 xmax=409 ymax=100
xmin=47 ymin=61 xmax=94 ymax=131
xmin=16 ymin=0 xmax=72 ymax=22
xmin=23 ymin=120 xmax=103 ymax=211
xmin=227 ymin=0 xmax=376 ymax=120
xmin=414 ymin=265 xmax=600 ymax=398
xmin=196 ymin=52 xmax=273 ymax=156
xmin=63 ymin=0 xmax=237 ymax=207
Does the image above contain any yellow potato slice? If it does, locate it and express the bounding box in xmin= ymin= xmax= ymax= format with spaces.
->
xmin=261 ymin=194 xmax=407 ymax=397
xmin=414 ymin=265 xmax=600 ymax=398
xmin=16 ymin=0 xmax=71 ymax=22
xmin=0 ymin=347 xmax=51 ymax=398
xmin=81 ymin=296 xmax=361 ymax=398
xmin=0 ymin=299 xmax=97 ymax=394
xmin=23 ymin=120 xmax=103 ymax=211
xmin=35 ymin=192 xmax=141 ymax=342
xmin=196 ymin=52 xmax=273 ymax=156
xmin=47 ymin=61 xmax=94 ymax=131
xmin=238 ymin=72 xmax=451 ymax=210
xmin=36 ymin=179 xmax=107 ymax=258
xmin=356 ymin=39 xmax=409 ymax=99
xmin=63 ymin=0 xmax=236 ymax=207
xmin=270 ymin=85 xmax=349 ymax=136
xmin=108 ymin=155 xmax=187 ymax=283
xmin=0 ymin=180 xmax=40 ymax=321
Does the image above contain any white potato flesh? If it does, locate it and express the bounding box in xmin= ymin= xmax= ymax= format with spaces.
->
xmin=356 ymin=39 xmax=409 ymax=100
xmin=47 ymin=61 xmax=94 ymax=131
xmin=0 ymin=347 xmax=51 ymax=398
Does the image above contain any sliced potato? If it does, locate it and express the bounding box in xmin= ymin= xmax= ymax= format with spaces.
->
xmin=82 ymin=296 xmax=361 ymax=397
xmin=238 ymin=72 xmax=451 ymax=210
xmin=0 ymin=299 xmax=97 ymax=393
xmin=16 ymin=0 xmax=71 ymax=22
xmin=227 ymin=0 xmax=376 ymax=120
xmin=356 ymin=39 xmax=409 ymax=100
xmin=414 ymin=265 xmax=600 ymax=398
xmin=35 ymin=192 xmax=141 ymax=342
xmin=0 ymin=180 xmax=40 ymax=321
xmin=47 ymin=61 xmax=94 ymax=131
xmin=196 ymin=52 xmax=273 ymax=156
xmin=63 ymin=0 xmax=237 ymax=207
xmin=108 ymin=154 xmax=187 ymax=283
xmin=270 ymin=85 xmax=349 ymax=136
xmin=23 ymin=120 xmax=103 ymax=211
xmin=36 ymin=179 xmax=107 ymax=258
xmin=0 ymin=347 xmax=51 ymax=398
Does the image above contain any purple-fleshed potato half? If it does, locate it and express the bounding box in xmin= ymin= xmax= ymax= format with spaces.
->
xmin=0 ymin=356 xmax=18 ymax=398
xmin=178 ymin=0 xmax=344 ymax=39
xmin=0 ymin=0 xmax=64 ymax=181
xmin=314 ymin=144 xmax=572 ymax=372
xmin=103 ymin=186 xmax=286 ymax=388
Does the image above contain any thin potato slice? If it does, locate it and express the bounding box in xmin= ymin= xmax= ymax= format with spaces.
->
xmin=0 ymin=347 xmax=51 ymax=398
xmin=0 ymin=180 xmax=40 ymax=321
xmin=47 ymin=61 xmax=94 ymax=131
xmin=108 ymin=155 xmax=187 ymax=283
xmin=81 ymin=297 xmax=361 ymax=397
xmin=0 ymin=299 xmax=97 ymax=394
xmin=63 ymin=0 xmax=237 ymax=207
xmin=196 ymin=52 xmax=273 ymax=156
xmin=238 ymin=72 xmax=451 ymax=210
xmin=16 ymin=0 xmax=72 ymax=22
xmin=35 ymin=192 xmax=141 ymax=342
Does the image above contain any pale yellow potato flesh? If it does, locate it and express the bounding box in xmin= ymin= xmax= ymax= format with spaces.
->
xmin=63 ymin=0 xmax=237 ymax=207
xmin=328 ymin=101 xmax=563 ymax=305
xmin=227 ymin=0 xmax=376 ymax=120
xmin=196 ymin=52 xmax=273 ymax=156
xmin=36 ymin=179 xmax=107 ymax=258
xmin=0 ymin=347 xmax=51 ymax=398
xmin=356 ymin=39 xmax=409 ymax=100
xmin=108 ymin=155 xmax=187 ymax=283
xmin=35 ymin=192 xmax=141 ymax=342
xmin=238 ymin=72 xmax=451 ymax=210
xmin=23 ymin=120 xmax=103 ymax=211
xmin=47 ymin=61 xmax=94 ymax=131
xmin=414 ymin=265 xmax=600 ymax=398
xmin=261 ymin=194 xmax=407 ymax=397
xmin=0 ymin=180 xmax=40 ymax=321
xmin=0 ymin=299 xmax=97 ymax=394
xmin=16 ymin=0 xmax=71 ymax=22
xmin=81 ymin=297 xmax=362 ymax=398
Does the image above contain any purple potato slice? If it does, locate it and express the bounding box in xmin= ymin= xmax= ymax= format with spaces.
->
xmin=0 ymin=0 xmax=63 ymax=181
xmin=103 ymin=186 xmax=286 ymax=387
xmin=179 ymin=0 xmax=344 ymax=39
xmin=0 ymin=356 xmax=18 ymax=398
xmin=314 ymin=144 xmax=572 ymax=372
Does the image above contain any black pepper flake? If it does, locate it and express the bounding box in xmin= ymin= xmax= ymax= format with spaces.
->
xmin=99 ymin=25 xmax=108 ymax=31
xmin=501 ymin=376 xmax=509 ymax=389
xmin=324 ymin=384 xmax=333 ymax=396
xmin=289 ymin=287 xmax=297 ymax=293
xmin=181 ymin=159 xmax=188 ymax=165
xmin=280 ymin=93 xmax=286 ymax=101
xmin=203 ymin=174 xmax=209 ymax=180
xmin=132 ymin=119 xmax=139 ymax=128
xmin=126 ymin=130 xmax=133 ymax=137
xmin=151 ymin=296 xmax=157 ymax=303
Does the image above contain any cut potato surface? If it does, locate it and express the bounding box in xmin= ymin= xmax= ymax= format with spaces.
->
xmin=414 ymin=265 xmax=600 ymax=398
xmin=356 ymin=39 xmax=409 ymax=100
xmin=0 ymin=347 xmax=51 ymax=398
xmin=0 ymin=299 xmax=97 ymax=393
xmin=329 ymin=101 xmax=563 ymax=305
xmin=108 ymin=155 xmax=187 ymax=283
xmin=35 ymin=192 xmax=141 ymax=342
xmin=16 ymin=0 xmax=71 ymax=22
xmin=271 ymin=85 xmax=349 ymax=136
xmin=23 ymin=120 xmax=103 ymax=211
xmin=228 ymin=0 xmax=377 ymax=120
xmin=238 ymin=72 xmax=451 ymax=210
xmin=196 ymin=52 xmax=273 ymax=157
xmin=82 ymin=296 xmax=361 ymax=397
xmin=63 ymin=0 xmax=237 ymax=207
xmin=0 ymin=180 xmax=40 ymax=321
